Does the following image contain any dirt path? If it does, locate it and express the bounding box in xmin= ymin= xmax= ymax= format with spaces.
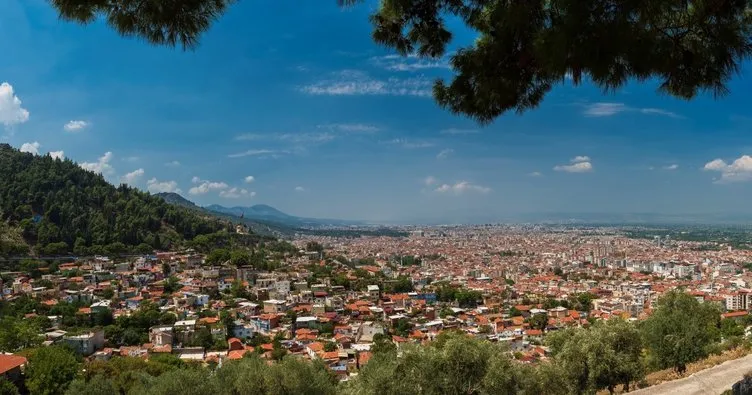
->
xmin=631 ymin=353 xmax=752 ymax=395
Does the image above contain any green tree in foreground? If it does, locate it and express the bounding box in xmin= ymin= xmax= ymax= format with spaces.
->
xmin=547 ymin=319 xmax=644 ymax=394
xmin=720 ymin=318 xmax=745 ymax=339
xmin=641 ymin=290 xmax=721 ymax=374
xmin=361 ymin=0 xmax=752 ymax=123
xmin=0 ymin=377 xmax=19 ymax=395
xmin=51 ymin=2 xmax=752 ymax=124
xmin=65 ymin=375 xmax=117 ymax=395
xmin=345 ymin=331 xmax=530 ymax=395
xmin=25 ymin=346 xmax=80 ymax=395
xmin=49 ymin=0 xmax=236 ymax=49
xmin=126 ymin=355 xmax=336 ymax=395
xmin=0 ymin=317 xmax=41 ymax=352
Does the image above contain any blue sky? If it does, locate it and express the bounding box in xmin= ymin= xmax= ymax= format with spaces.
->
xmin=2 ymin=0 xmax=752 ymax=222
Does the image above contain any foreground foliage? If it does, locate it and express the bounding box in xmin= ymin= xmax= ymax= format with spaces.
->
xmin=49 ymin=1 xmax=752 ymax=124
xmin=361 ymin=0 xmax=752 ymax=123
xmin=69 ymin=354 xmax=337 ymax=395
xmin=3 ymin=290 xmax=742 ymax=395
xmin=641 ymin=289 xmax=722 ymax=374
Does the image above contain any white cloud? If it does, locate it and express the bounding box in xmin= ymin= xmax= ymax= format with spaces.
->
xmin=370 ymin=54 xmax=451 ymax=72
xmin=189 ymin=180 xmax=229 ymax=195
xmin=300 ymin=70 xmax=432 ymax=97
xmin=554 ymin=162 xmax=593 ymax=173
xmin=244 ymin=176 xmax=255 ymax=184
xmin=81 ymin=151 xmax=114 ymax=175
xmin=437 ymin=149 xmax=454 ymax=159
xmin=663 ymin=164 xmax=679 ymax=170
xmin=424 ymin=176 xmax=438 ymax=186
xmin=572 ymin=156 xmax=590 ymax=163
xmin=20 ymin=142 xmax=40 ymax=155
xmin=554 ymin=156 xmax=594 ymax=173
xmin=227 ymin=149 xmax=287 ymax=158
xmin=219 ymin=188 xmax=255 ymax=199
xmin=165 ymin=160 xmax=180 ymax=167
xmin=236 ymin=133 xmax=333 ymax=143
xmin=120 ymin=168 xmax=145 ymax=185
xmin=703 ymin=159 xmax=728 ymax=171
xmin=703 ymin=155 xmax=752 ymax=183
xmin=385 ymin=138 xmax=434 ymax=149
xmin=234 ymin=134 xmax=264 ymax=141
xmin=318 ymin=123 xmax=380 ymax=133
xmin=279 ymin=133 xmax=334 ymax=143
xmin=0 ymin=82 xmax=30 ymax=127
xmin=147 ymin=178 xmax=181 ymax=194
xmin=640 ymin=108 xmax=681 ymax=118
xmin=63 ymin=120 xmax=89 ymax=132
xmin=583 ymin=103 xmax=628 ymax=117
xmin=49 ymin=151 xmax=64 ymax=160
xmin=440 ymin=128 xmax=480 ymax=135
xmin=583 ymin=102 xmax=681 ymax=118
xmin=529 ymin=171 xmax=542 ymax=177
xmin=294 ymin=186 xmax=306 ymax=192
xmin=435 ymin=181 xmax=491 ymax=195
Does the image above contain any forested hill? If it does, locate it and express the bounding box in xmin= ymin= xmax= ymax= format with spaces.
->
xmin=0 ymin=144 xmax=228 ymax=256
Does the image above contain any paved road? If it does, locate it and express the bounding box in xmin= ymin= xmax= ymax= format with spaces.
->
xmin=632 ymin=354 xmax=752 ymax=395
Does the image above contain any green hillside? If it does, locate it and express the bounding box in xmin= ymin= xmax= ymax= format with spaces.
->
xmin=0 ymin=144 xmax=229 ymax=256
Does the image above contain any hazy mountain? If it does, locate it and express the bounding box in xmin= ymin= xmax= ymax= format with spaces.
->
xmin=204 ymin=204 xmax=363 ymax=227
xmin=156 ymin=192 xmax=199 ymax=208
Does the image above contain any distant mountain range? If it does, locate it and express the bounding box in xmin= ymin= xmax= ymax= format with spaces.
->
xmin=154 ymin=193 xmax=362 ymax=233
xmin=205 ymin=204 xmax=362 ymax=228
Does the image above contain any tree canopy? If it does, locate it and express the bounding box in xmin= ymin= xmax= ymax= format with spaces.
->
xmin=641 ymin=289 xmax=721 ymax=374
xmin=547 ymin=319 xmax=643 ymax=394
xmin=49 ymin=0 xmax=236 ymax=49
xmin=362 ymin=0 xmax=752 ymax=123
xmin=49 ymin=1 xmax=752 ymax=124
xmin=25 ymin=345 xmax=80 ymax=395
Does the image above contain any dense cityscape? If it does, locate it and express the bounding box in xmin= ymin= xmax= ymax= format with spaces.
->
xmin=3 ymin=212 xmax=752 ymax=394
xmin=4 ymin=0 xmax=752 ymax=394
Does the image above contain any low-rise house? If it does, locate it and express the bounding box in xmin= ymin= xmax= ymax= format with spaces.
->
xmin=355 ymin=322 xmax=385 ymax=343
xmin=90 ymin=300 xmax=111 ymax=313
xmin=0 ymin=354 xmax=26 ymax=386
xmin=296 ymin=316 xmax=318 ymax=329
xmin=174 ymin=319 xmax=197 ymax=344
xmin=263 ymin=299 xmax=287 ymax=314
xmin=367 ymin=285 xmax=380 ymax=300
xmin=149 ymin=326 xmax=174 ymax=346
xmin=232 ymin=321 xmax=254 ymax=339
xmin=251 ymin=314 xmax=281 ymax=334
xmin=64 ymin=331 xmax=105 ymax=356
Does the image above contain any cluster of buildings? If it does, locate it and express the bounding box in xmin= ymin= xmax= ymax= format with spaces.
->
xmin=2 ymin=225 xmax=752 ymax=378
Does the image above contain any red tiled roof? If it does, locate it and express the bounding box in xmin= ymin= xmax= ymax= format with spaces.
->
xmin=322 ymin=351 xmax=339 ymax=360
xmin=358 ymin=351 xmax=372 ymax=366
xmin=722 ymin=311 xmax=749 ymax=319
xmin=228 ymin=350 xmax=248 ymax=360
xmin=0 ymin=355 xmax=26 ymax=374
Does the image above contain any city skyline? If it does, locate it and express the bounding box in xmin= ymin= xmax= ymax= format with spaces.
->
xmin=2 ymin=0 xmax=752 ymax=222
